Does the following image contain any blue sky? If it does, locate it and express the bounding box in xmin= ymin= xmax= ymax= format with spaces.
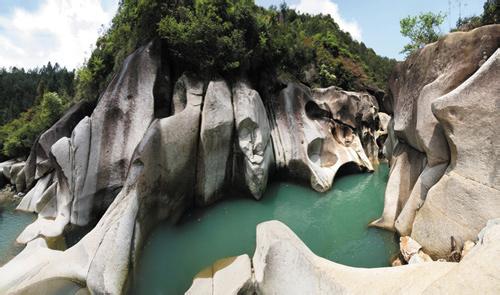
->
xmin=0 ymin=0 xmax=485 ymax=69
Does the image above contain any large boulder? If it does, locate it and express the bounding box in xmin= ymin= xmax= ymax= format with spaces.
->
xmin=196 ymin=80 xmax=234 ymax=206
xmin=232 ymin=81 xmax=273 ymax=200
xmin=411 ymin=49 xmax=500 ymax=258
xmin=13 ymin=42 xmax=160 ymax=246
xmin=186 ymin=255 xmax=253 ymax=295
xmin=252 ymin=220 xmax=500 ymax=294
xmin=23 ymin=101 xmax=95 ymax=188
xmin=312 ymin=86 xmax=380 ymax=164
xmin=267 ymin=83 xmax=374 ymax=192
xmin=374 ymin=25 xmax=500 ymax=235
xmin=0 ymin=74 xmax=205 ymax=294
xmin=370 ymin=142 xmax=425 ymax=231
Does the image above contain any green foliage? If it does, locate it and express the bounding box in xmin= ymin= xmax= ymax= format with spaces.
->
xmin=75 ymin=0 xmax=397 ymax=100
xmin=0 ymin=92 xmax=69 ymax=158
xmin=400 ymin=12 xmax=446 ymax=56
xmin=158 ymin=0 xmax=259 ymax=74
xmin=75 ymin=0 xmax=164 ymax=101
xmin=0 ymin=62 xmax=74 ymax=125
xmin=455 ymin=0 xmax=499 ymax=31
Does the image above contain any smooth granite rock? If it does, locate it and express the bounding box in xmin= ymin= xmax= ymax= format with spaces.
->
xmin=411 ymin=49 xmax=500 ymax=258
xmin=232 ymin=81 xmax=273 ymax=200
xmin=196 ymin=80 xmax=234 ymax=206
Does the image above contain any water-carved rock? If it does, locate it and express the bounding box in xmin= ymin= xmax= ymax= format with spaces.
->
xmin=233 ymin=81 xmax=273 ymax=200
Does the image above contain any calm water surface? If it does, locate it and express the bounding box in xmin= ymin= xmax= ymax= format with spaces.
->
xmin=133 ymin=164 xmax=396 ymax=295
xmin=0 ymin=195 xmax=35 ymax=266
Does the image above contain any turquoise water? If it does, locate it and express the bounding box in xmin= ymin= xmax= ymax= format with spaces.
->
xmin=0 ymin=197 xmax=35 ymax=266
xmin=132 ymin=164 xmax=396 ymax=295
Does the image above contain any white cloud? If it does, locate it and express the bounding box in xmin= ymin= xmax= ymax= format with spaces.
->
xmin=0 ymin=0 xmax=118 ymax=69
xmin=292 ymin=0 xmax=362 ymax=41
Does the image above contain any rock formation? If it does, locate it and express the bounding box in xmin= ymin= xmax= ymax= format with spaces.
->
xmin=232 ymin=81 xmax=273 ymax=200
xmin=0 ymin=36 xmax=386 ymax=292
xmin=186 ymin=220 xmax=500 ymax=294
xmin=196 ymin=80 xmax=234 ymax=206
xmin=411 ymin=48 xmax=500 ymax=257
xmin=371 ymin=25 xmax=500 ymax=258
xmin=267 ymin=83 xmax=377 ymax=192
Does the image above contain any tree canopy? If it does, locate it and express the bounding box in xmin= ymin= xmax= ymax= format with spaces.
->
xmin=75 ymin=0 xmax=396 ymax=102
xmin=456 ymin=0 xmax=499 ymax=31
xmin=400 ymin=12 xmax=446 ymax=56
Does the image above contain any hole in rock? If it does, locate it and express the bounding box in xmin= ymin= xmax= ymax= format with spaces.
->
xmin=305 ymin=100 xmax=331 ymax=121
xmin=335 ymin=161 xmax=365 ymax=180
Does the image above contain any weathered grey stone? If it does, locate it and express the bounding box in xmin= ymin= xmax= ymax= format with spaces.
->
xmin=186 ymin=255 xmax=253 ymax=295
xmin=9 ymin=162 xmax=25 ymax=188
xmin=0 ymin=74 xmax=204 ymax=295
xmin=16 ymin=172 xmax=53 ymax=212
xmin=23 ymin=101 xmax=94 ymax=188
xmin=374 ymin=26 xmax=500 ymax=250
xmin=412 ymin=49 xmax=500 ymax=258
xmin=72 ymin=42 xmax=158 ymax=226
xmin=233 ymin=81 xmax=273 ymax=200
xmin=252 ymin=220 xmax=500 ymax=294
xmin=370 ymin=142 xmax=425 ymax=231
xmin=196 ymin=80 xmax=234 ymax=206
xmin=394 ymin=162 xmax=447 ymax=236
xmin=268 ymin=83 xmax=374 ymax=192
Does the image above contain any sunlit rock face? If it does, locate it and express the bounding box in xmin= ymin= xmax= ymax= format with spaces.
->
xmin=1 ymin=34 xmax=388 ymax=292
xmin=186 ymin=220 xmax=500 ymax=294
xmin=232 ymin=81 xmax=273 ymax=200
xmin=267 ymin=83 xmax=377 ymax=192
xmin=195 ymin=80 xmax=234 ymax=206
xmin=13 ymin=42 xmax=160 ymax=247
xmin=372 ymin=24 xmax=500 ymax=258
xmin=412 ymin=49 xmax=500 ymax=258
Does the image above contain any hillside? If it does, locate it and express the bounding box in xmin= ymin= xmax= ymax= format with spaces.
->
xmin=76 ymin=0 xmax=396 ymax=102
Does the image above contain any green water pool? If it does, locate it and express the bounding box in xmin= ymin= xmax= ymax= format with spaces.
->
xmin=0 ymin=197 xmax=35 ymax=266
xmin=132 ymin=164 xmax=397 ymax=295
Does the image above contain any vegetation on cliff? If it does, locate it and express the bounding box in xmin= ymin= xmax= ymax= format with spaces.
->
xmin=0 ymin=92 xmax=69 ymax=157
xmin=75 ymin=0 xmax=397 ymax=102
xmin=455 ymin=0 xmax=499 ymax=31
xmin=0 ymin=63 xmax=74 ymax=158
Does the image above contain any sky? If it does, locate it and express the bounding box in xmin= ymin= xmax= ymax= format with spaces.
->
xmin=0 ymin=0 xmax=485 ymax=69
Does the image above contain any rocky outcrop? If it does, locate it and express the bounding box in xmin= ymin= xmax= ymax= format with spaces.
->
xmin=250 ymin=220 xmax=500 ymax=294
xmin=12 ymin=42 xmax=159 ymax=247
xmin=0 ymin=72 xmax=205 ymax=295
xmin=411 ymin=48 xmax=500 ymax=257
xmin=0 ymin=33 xmax=390 ymax=294
xmin=267 ymin=83 xmax=375 ymax=192
xmin=186 ymin=255 xmax=253 ymax=295
xmin=232 ymin=81 xmax=273 ymax=200
xmin=373 ymin=25 xmax=500 ymax=253
xmin=23 ymin=101 xmax=95 ymax=189
xmin=196 ymin=80 xmax=234 ymax=206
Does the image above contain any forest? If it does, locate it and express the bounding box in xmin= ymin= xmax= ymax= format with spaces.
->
xmin=0 ymin=0 xmax=497 ymax=159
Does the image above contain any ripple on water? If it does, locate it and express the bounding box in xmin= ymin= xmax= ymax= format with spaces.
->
xmin=132 ymin=164 xmax=397 ymax=295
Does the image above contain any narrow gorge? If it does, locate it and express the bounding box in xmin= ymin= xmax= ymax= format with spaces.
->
xmin=0 ymin=7 xmax=498 ymax=295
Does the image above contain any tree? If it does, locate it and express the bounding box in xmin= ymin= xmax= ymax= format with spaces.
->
xmin=482 ymin=0 xmax=500 ymax=25
xmin=400 ymin=12 xmax=446 ymax=56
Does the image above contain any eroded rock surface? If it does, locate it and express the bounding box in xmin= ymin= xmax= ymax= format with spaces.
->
xmin=373 ymin=25 xmax=500 ymax=253
xmin=251 ymin=220 xmax=500 ymax=294
xmin=196 ymin=80 xmax=234 ymax=206
xmin=267 ymin=83 xmax=375 ymax=192
xmin=232 ymin=81 xmax=273 ymax=200
xmin=411 ymin=48 xmax=500 ymax=258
